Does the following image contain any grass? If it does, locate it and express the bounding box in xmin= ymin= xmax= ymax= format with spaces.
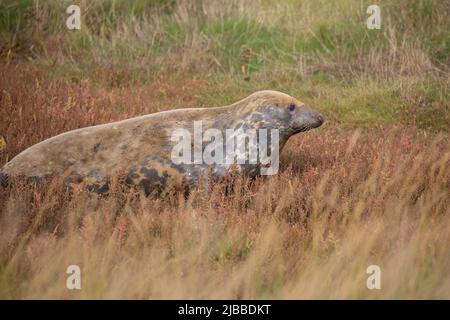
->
xmin=1 ymin=124 xmax=449 ymax=299
xmin=0 ymin=0 xmax=449 ymax=299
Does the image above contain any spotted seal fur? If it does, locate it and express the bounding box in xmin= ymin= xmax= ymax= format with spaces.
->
xmin=1 ymin=90 xmax=324 ymax=195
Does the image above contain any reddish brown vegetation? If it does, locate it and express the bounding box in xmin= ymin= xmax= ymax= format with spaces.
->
xmin=0 ymin=63 xmax=207 ymax=164
xmin=0 ymin=62 xmax=449 ymax=299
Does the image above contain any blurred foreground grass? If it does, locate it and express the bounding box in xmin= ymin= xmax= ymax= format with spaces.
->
xmin=0 ymin=0 xmax=449 ymax=299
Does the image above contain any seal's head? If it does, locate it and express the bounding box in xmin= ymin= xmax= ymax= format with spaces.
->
xmin=239 ymin=90 xmax=324 ymax=136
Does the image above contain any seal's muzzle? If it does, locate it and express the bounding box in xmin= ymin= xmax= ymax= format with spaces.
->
xmin=292 ymin=105 xmax=325 ymax=132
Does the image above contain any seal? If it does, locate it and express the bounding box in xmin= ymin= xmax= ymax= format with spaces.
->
xmin=1 ymin=90 xmax=324 ymax=195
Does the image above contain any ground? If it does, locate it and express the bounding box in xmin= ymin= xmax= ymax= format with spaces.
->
xmin=0 ymin=0 xmax=449 ymax=299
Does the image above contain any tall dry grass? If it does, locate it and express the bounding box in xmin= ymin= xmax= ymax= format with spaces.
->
xmin=1 ymin=63 xmax=449 ymax=298
xmin=1 ymin=122 xmax=449 ymax=299
xmin=0 ymin=0 xmax=449 ymax=299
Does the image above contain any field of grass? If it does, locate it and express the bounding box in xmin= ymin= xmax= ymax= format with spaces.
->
xmin=0 ymin=0 xmax=449 ymax=299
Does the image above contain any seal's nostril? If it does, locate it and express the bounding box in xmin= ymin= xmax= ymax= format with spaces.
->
xmin=317 ymin=114 xmax=325 ymax=124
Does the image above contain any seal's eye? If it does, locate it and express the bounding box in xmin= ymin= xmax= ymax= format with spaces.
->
xmin=288 ymin=103 xmax=296 ymax=111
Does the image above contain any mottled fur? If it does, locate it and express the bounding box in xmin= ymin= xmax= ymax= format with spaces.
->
xmin=1 ymin=90 xmax=324 ymax=195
